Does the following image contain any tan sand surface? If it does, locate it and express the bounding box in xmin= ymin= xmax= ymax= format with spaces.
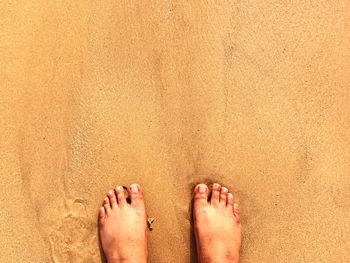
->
xmin=1 ymin=1 xmax=350 ymax=262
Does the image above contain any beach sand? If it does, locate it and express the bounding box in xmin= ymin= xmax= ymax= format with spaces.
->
xmin=1 ymin=1 xmax=349 ymax=262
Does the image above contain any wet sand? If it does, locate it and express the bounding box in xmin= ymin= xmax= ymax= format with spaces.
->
xmin=1 ymin=1 xmax=350 ymax=262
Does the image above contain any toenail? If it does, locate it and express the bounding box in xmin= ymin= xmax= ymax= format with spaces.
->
xmin=234 ymin=203 xmax=239 ymax=209
xmin=108 ymin=190 xmax=113 ymax=195
xmin=131 ymin=185 xmax=139 ymax=193
xmin=115 ymin=186 xmax=123 ymax=193
xmin=198 ymin=185 xmax=207 ymax=193
xmin=213 ymin=183 xmax=220 ymax=189
xmin=221 ymin=187 xmax=228 ymax=193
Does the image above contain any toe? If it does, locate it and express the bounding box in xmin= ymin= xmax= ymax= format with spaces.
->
xmin=234 ymin=203 xmax=241 ymax=222
xmin=99 ymin=206 xmax=106 ymax=224
xmin=227 ymin=193 xmax=235 ymax=208
xmin=103 ymin=197 xmax=111 ymax=214
xmin=220 ymin=187 xmax=228 ymax=205
xmin=193 ymin=183 xmax=209 ymax=208
xmin=210 ymin=183 xmax=221 ymax=207
xmin=115 ymin=186 xmax=127 ymax=208
xmin=129 ymin=184 xmax=145 ymax=208
xmin=107 ymin=189 xmax=117 ymax=208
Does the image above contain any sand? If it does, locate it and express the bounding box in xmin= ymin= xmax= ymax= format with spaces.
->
xmin=1 ymin=1 xmax=350 ymax=262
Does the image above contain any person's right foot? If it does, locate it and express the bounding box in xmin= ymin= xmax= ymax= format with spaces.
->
xmin=193 ymin=183 xmax=242 ymax=263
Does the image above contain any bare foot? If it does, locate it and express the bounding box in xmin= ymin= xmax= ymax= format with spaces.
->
xmin=99 ymin=184 xmax=148 ymax=263
xmin=193 ymin=183 xmax=242 ymax=263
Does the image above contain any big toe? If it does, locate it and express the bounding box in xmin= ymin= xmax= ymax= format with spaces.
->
xmin=129 ymin=184 xmax=145 ymax=208
xmin=193 ymin=183 xmax=209 ymax=209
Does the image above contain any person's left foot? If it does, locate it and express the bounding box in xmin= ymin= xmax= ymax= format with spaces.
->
xmin=99 ymin=184 xmax=148 ymax=263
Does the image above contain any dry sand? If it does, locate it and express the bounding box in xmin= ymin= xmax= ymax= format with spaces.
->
xmin=1 ymin=1 xmax=350 ymax=262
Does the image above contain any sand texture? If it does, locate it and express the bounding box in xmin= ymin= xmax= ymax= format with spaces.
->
xmin=1 ymin=1 xmax=350 ymax=262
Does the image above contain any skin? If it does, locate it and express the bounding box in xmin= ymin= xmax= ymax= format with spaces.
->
xmin=193 ymin=183 xmax=242 ymax=263
xmin=98 ymin=183 xmax=242 ymax=263
xmin=99 ymin=184 xmax=148 ymax=263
